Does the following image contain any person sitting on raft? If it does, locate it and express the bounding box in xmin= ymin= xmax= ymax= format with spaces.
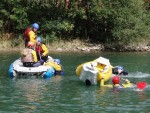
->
xmin=21 ymin=42 xmax=38 ymax=67
xmin=100 ymin=75 xmax=133 ymax=88
xmin=35 ymin=37 xmax=49 ymax=64
xmin=21 ymin=41 xmax=45 ymax=67
xmin=112 ymin=66 xmax=128 ymax=75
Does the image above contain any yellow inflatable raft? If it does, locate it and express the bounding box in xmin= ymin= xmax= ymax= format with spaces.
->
xmin=76 ymin=57 xmax=112 ymax=85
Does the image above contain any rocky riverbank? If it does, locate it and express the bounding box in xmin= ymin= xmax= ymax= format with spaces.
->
xmin=54 ymin=43 xmax=150 ymax=52
xmin=0 ymin=39 xmax=150 ymax=52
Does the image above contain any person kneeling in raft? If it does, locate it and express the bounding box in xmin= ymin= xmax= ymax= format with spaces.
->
xmin=100 ymin=76 xmax=133 ymax=89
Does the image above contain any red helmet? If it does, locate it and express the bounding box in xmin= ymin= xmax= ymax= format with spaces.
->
xmin=112 ymin=76 xmax=120 ymax=84
xmin=27 ymin=42 xmax=34 ymax=47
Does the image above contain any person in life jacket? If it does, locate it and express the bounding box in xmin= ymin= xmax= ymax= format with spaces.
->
xmin=35 ymin=37 xmax=49 ymax=63
xmin=21 ymin=42 xmax=38 ymax=67
xmin=54 ymin=59 xmax=64 ymax=75
xmin=95 ymin=58 xmax=111 ymax=78
xmin=100 ymin=75 xmax=133 ymax=89
xmin=44 ymin=58 xmax=64 ymax=75
xmin=112 ymin=66 xmax=128 ymax=76
xmin=24 ymin=23 xmax=39 ymax=47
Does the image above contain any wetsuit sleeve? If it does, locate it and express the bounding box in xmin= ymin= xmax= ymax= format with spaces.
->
xmin=112 ymin=68 xmax=119 ymax=74
xmin=122 ymin=71 xmax=128 ymax=75
xmin=29 ymin=31 xmax=37 ymax=44
xmin=42 ymin=44 xmax=49 ymax=56
xmin=32 ymin=50 xmax=38 ymax=62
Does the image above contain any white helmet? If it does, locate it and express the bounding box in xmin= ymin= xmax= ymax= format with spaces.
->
xmin=96 ymin=57 xmax=110 ymax=65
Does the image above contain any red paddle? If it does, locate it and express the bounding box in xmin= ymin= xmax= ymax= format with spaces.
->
xmin=136 ymin=82 xmax=147 ymax=90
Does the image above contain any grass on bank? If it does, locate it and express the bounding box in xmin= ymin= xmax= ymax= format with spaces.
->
xmin=0 ymin=35 xmax=88 ymax=51
xmin=1 ymin=33 xmax=150 ymax=52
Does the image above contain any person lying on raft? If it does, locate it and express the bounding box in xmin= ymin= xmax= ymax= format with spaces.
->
xmin=100 ymin=75 xmax=133 ymax=88
xmin=112 ymin=66 xmax=128 ymax=76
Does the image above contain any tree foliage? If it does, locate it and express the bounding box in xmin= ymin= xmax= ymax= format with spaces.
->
xmin=0 ymin=0 xmax=150 ymax=44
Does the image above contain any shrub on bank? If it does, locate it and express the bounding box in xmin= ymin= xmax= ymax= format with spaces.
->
xmin=0 ymin=0 xmax=150 ymax=46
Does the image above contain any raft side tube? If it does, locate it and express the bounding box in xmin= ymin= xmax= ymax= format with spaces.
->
xmin=8 ymin=64 xmax=14 ymax=78
xmin=43 ymin=67 xmax=55 ymax=78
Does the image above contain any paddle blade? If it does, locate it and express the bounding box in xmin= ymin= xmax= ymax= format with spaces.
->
xmin=136 ymin=82 xmax=147 ymax=90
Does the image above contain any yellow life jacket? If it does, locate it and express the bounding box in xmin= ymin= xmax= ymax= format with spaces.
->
xmin=114 ymin=82 xmax=133 ymax=88
xmin=28 ymin=31 xmax=37 ymax=45
xmin=96 ymin=64 xmax=105 ymax=72
xmin=44 ymin=61 xmax=62 ymax=71
xmin=122 ymin=81 xmax=133 ymax=88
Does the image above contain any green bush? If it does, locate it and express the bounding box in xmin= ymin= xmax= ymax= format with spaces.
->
xmin=0 ymin=0 xmax=150 ymax=45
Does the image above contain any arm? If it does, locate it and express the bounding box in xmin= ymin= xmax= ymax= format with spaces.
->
xmin=100 ymin=78 xmax=113 ymax=88
xmin=122 ymin=71 xmax=128 ymax=75
xmin=32 ymin=50 xmax=38 ymax=62
xmin=42 ymin=44 xmax=49 ymax=56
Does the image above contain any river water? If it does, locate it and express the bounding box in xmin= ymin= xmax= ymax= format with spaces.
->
xmin=0 ymin=51 xmax=150 ymax=113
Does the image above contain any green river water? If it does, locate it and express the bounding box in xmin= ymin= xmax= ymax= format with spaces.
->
xmin=0 ymin=51 xmax=150 ymax=113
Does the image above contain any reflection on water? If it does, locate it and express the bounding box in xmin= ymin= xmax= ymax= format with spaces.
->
xmin=137 ymin=91 xmax=147 ymax=100
xmin=0 ymin=51 xmax=150 ymax=112
xmin=15 ymin=79 xmax=47 ymax=102
xmin=9 ymin=75 xmax=63 ymax=112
